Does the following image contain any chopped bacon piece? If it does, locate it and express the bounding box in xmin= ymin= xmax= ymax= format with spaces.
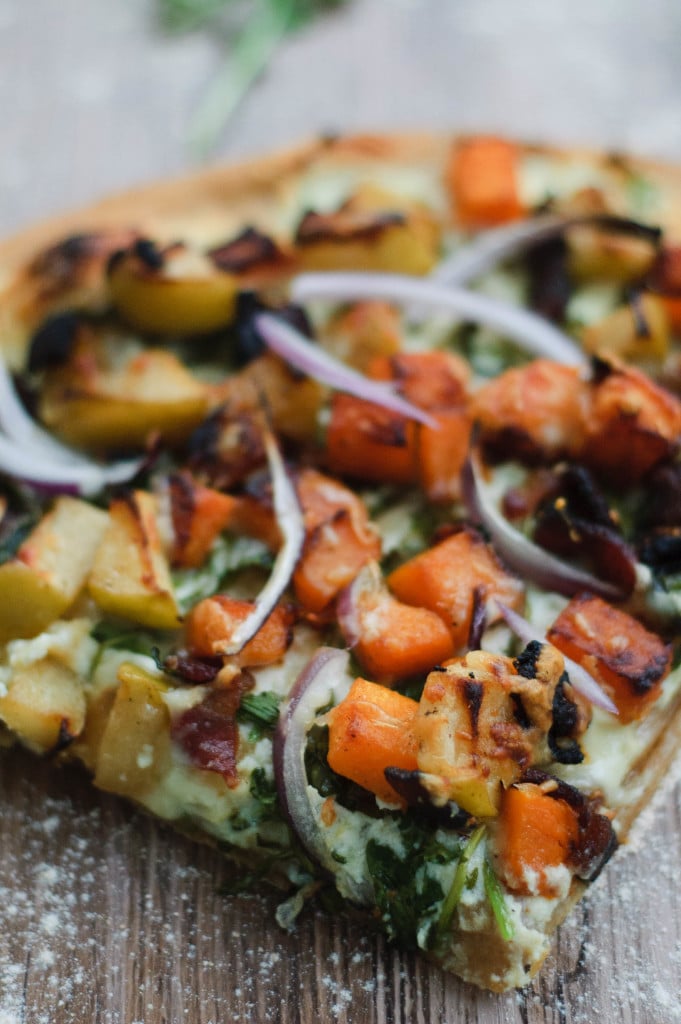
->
xmin=171 ymin=673 xmax=254 ymax=787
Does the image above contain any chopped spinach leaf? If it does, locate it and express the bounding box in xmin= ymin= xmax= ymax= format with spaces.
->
xmin=238 ymin=691 xmax=281 ymax=729
xmin=249 ymin=767 xmax=278 ymax=808
xmin=365 ymin=835 xmax=449 ymax=950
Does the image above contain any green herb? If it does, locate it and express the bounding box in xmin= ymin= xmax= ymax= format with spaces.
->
xmin=172 ymin=534 xmax=273 ymax=612
xmin=433 ymin=825 xmax=485 ymax=950
xmin=90 ymin=621 xmax=163 ymax=673
xmin=483 ymin=856 xmax=515 ymax=941
xmin=238 ymin=690 xmax=282 ymax=730
xmin=249 ymin=766 xmax=278 ymax=807
xmin=158 ymin=0 xmax=348 ymax=155
xmin=365 ymin=832 xmax=450 ymax=950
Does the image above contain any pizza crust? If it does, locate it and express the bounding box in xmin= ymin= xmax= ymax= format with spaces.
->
xmin=0 ymin=131 xmax=680 ymax=992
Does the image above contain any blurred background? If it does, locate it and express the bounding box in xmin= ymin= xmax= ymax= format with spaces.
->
xmin=1 ymin=0 xmax=681 ymax=234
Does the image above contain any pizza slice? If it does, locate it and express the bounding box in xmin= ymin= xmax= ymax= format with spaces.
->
xmin=0 ymin=134 xmax=679 ymax=992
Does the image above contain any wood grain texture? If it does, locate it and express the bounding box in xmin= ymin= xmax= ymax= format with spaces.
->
xmin=1 ymin=744 xmax=680 ymax=1023
xmin=2 ymin=1 xmax=681 ymax=1021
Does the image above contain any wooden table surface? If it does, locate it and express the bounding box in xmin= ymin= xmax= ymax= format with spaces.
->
xmin=2 ymin=2 xmax=681 ymax=1021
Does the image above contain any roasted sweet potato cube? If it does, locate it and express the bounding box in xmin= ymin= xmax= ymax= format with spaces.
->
xmin=582 ymin=361 xmax=681 ymax=485
xmin=387 ymin=528 xmax=524 ymax=650
xmin=185 ymin=596 xmax=294 ymax=665
xmin=326 ymin=678 xmax=419 ymax=805
xmin=326 ymin=393 xmax=418 ymax=485
xmin=293 ymin=469 xmax=381 ymax=613
xmin=446 ymin=137 xmax=525 ymax=227
xmin=168 ymin=473 xmax=238 ymax=569
xmin=0 ymin=497 xmax=108 ymax=642
xmin=547 ymin=593 xmax=672 ymax=722
xmin=495 ymin=782 xmax=579 ymax=897
xmin=89 ymin=491 xmax=181 ymax=629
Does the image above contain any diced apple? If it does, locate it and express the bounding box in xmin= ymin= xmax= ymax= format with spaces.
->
xmin=0 ymin=497 xmax=108 ymax=642
xmin=88 ymin=491 xmax=182 ymax=629
xmin=0 ymin=657 xmax=86 ymax=753
xmin=39 ymin=331 xmax=209 ymax=450
xmin=94 ymin=662 xmax=171 ymax=798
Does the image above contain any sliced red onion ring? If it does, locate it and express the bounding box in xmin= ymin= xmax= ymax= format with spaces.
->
xmin=431 ymin=213 xmax=661 ymax=287
xmin=254 ymin=312 xmax=438 ymax=427
xmin=291 ymin=273 xmax=586 ymax=366
xmin=273 ymin=646 xmax=372 ymax=904
xmin=462 ymin=450 xmax=625 ymax=602
xmin=0 ymin=432 xmax=143 ymax=496
xmin=495 ymin=600 xmax=618 ymax=715
xmin=217 ymin=429 xmax=305 ymax=656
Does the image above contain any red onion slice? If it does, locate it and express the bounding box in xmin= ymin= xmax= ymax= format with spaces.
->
xmin=431 ymin=213 xmax=660 ymax=287
xmin=495 ymin=600 xmax=618 ymax=715
xmin=217 ymin=429 xmax=305 ymax=655
xmin=462 ymin=451 xmax=625 ymax=602
xmin=0 ymin=432 xmax=143 ymax=496
xmin=254 ymin=312 xmax=438 ymax=427
xmin=291 ymin=273 xmax=586 ymax=366
xmin=273 ymin=646 xmax=372 ymax=904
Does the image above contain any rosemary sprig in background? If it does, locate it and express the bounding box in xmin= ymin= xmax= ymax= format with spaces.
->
xmin=159 ymin=0 xmax=348 ymax=155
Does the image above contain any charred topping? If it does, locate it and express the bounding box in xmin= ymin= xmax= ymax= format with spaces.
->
xmin=167 ymin=472 xmax=197 ymax=555
xmin=519 ymin=768 xmax=617 ymax=882
xmin=637 ymin=462 xmax=681 ymax=529
xmin=628 ymin=289 xmax=652 ymax=338
xmin=462 ymin=680 xmax=484 ymax=736
xmin=513 ymin=640 xmax=543 ymax=680
xmin=547 ymin=676 xmax=584 ymax=765
xmin=54 ymin=718 xmax=77 ymax=753
xmin=234 ymin=291 xmax=313 ymax=367
xmin=383 ymin=767 xmax=470 ymax=828
xmin=295 ymin=208 xmax=404 ymax=246
xmin=467 ymin=586 xmax=487 ymax=651
xmin=27 ymin=311 xmax=81 ymax=373
xmin=133 ymin=237 xmax=165 ymax=271
xmin=157 ymin=648 xmax=223 ymax=684
xmin=646 ymin=243 xmax=681 ymax=296
xmin=209 ymin=227 xmax=283 ymax=274
xmin=526 ymin=237 xmax=571 ymax=324
xmin=533 ymin=466 xmax=638 ymax=595
xmin=187 ymin=408 xmax=267 ymax=490
xmin=638 ymin=529 xmax=681 ymax=576
xmin=510 ymin=693 xmax=533 ymax=730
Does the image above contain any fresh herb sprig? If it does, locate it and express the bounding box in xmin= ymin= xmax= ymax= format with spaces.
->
xmin=158 ymin=0 xmax=348 ymax=154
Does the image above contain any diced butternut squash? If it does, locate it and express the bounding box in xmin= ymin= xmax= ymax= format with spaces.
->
xmin=0 ymin=658 xmax=86 ymax=754
xmin=447 ymin=137 xmax=525 ymax=228
xmin=547 ymin=593 xmax=672 ymax=722
xmin=582 ymin=360 xmax=681 ymax=486
xmin=387 ymin=528 xmax=524 ymax=650
xmin=326 ymin=677 xmax=419 ymax=804
xmin=184 ymin=596 xmax=294 ymax=666
xmin=326 ymin=393 xmax=418 ymax=485
xmin=339 ymin=563 xmax=455 ymax=681
xmin=496 ymin=782 xmax=579 ymax=897
xmin=0 ymin=497 xmax=108 ymax=642
xmin=471 ymin=360 xmax=590 ymax=464
xmin=293 ymin=469 xmax=381 ymax=613
xmin=89 ymin=491 xmax=181 ymax=629
xmin=168 ymin=473 xmax=238 ymax=568
xmin=94 ymin=662 xmax=171 ymax=798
